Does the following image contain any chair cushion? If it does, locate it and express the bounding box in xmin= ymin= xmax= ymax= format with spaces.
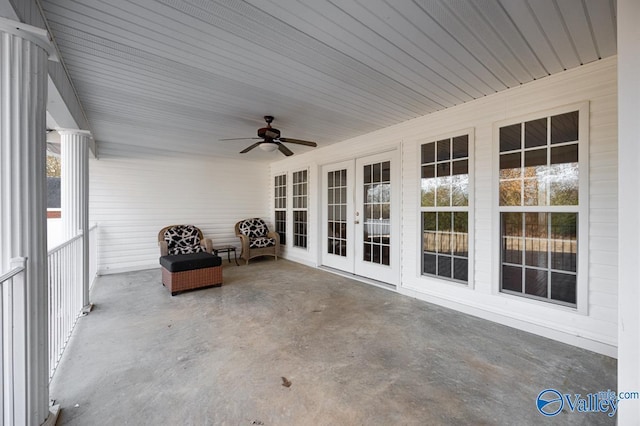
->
xmin=164 ymin=225 xmax=202 ymax=255
xmin=249 ymin=236 xmax=276 ymax=248
xmin=159 ymin=252 xmax=222 ymax=272
xmin=238 ymin=218 xmax=269 ymax=238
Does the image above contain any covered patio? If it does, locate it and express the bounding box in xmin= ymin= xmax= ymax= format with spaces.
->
xmin=51 ymin=260 xmax=615 ymax=425
xmin=1 ymin=0 xmax=639 ymax=424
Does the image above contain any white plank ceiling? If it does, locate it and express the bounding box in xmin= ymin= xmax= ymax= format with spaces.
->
xmin=40 ymin=0 xmax=617 ymax=161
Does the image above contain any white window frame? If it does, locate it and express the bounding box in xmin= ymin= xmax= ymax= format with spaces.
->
xmin=492 ymin=102 xmax=589 ymax=314
xmin=274 ymin=173 xmax=287 ymax=246
xmin=417 ymin=128 xmax=475 ymax=288
xmin=292 ymin=169 xmax=309 ymax=250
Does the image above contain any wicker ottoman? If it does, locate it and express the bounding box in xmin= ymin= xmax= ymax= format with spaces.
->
xmin=159 ymin=252 xmax=223 ymax=296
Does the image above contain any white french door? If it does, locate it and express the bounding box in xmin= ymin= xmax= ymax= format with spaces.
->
xmin=321 ymin=161 xmax=355 ymax=271
xmin=321 ymin=151 xmax=400 ymax=285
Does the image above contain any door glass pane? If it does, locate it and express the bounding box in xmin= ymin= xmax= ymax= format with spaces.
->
xmin=378 ymin=183 xmax=391 ymax=203
xmin=363 ymin=161 xmax=390 ymax=265
xmin=373 ymin=163 xmax=381 ymax=182
xmin=327 ymin=169 xmax=348 ymax=257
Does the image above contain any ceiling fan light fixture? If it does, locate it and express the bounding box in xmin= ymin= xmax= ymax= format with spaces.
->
xmin=224 ymin=116 xmax=317 ymax=156
xmin=259 ymin=142 xmax=279 ymax=152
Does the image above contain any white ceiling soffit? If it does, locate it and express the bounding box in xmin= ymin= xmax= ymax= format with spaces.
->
xmin=40 ymin=0 xmax=616 ymax=161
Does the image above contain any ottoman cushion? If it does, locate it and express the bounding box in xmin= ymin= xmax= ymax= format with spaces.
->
xmin=159 ymin=252 xmax=222 ymax=272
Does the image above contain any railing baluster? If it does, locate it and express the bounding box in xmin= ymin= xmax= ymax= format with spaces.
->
xmin=1 ymin=264 xmax=25 ymax=425
xmin=47 ymin=233 xmax=86 ymax=380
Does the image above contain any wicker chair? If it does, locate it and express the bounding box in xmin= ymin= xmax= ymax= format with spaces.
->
xmin=235 ymin=218 xmax=280 ymax=264
xmin=158 ymin=224 xmax=213 ymax=256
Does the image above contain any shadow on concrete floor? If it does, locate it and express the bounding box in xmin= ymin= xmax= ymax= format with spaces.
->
xmin=51 ymin=258 xmax=616 ymax=425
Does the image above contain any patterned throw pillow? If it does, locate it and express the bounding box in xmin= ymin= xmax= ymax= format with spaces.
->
xmin=238 ymin=218 xmax=268 ymax=238
xmin=164 ymin=225 xmax=202 ymax=255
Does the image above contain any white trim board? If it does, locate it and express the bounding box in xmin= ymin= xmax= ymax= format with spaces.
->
xmin=398 ymin=285 xmax=616 ymax=358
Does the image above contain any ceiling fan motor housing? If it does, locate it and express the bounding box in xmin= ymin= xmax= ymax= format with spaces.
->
xmin=258 ymin=127 xmax=280 ymax=139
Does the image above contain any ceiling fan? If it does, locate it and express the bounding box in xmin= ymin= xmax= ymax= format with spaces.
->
xmin=220 ymin=116 xmax=317 ymax=156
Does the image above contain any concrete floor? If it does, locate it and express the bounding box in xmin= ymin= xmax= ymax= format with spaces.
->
xmin=51 ymin=259 xmax=616 ymax=425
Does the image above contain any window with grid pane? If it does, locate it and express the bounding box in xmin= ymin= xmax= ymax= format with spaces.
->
xmin=363 ymin=161 xmax=391 ymax=265
xmin=499 ymin=110 xmax=580 ymax=306
xmin=292 ymin=170 xmax=308 ymax=248
xmin=420 ymin=134 xmax=469 ymax=283
xmin=274 ymin=174 xmax=287 ymax=245
xmin=327 ymin=169 xmax=347 ymax=256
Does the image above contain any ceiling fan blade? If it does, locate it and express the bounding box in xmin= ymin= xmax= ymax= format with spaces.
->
xmin=240 ymin=142 xmax=262 ymax=154
xmin=220 ymin=137 xmax=262 ymax=141
xmin=278 ymin=137 xmax=317 ymax=147
xmin=278 ymin=143 xmax=294 ymax=156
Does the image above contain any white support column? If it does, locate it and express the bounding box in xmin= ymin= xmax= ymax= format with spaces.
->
xmin=59 ymin=129 xmax=92 ymax=309
xmin=60 ymin=130 xmax=90 ymax=240
xmin=0 ymin=19 xmax=51 ymax=426
xmin=618 ymin=0 xmax=640 ymax=422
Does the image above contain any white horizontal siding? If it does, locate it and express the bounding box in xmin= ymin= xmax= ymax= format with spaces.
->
xmin=90 ymin=142 xmax=269 ymax=274
xmin=271 ymin=57 xmax=618 ymax=356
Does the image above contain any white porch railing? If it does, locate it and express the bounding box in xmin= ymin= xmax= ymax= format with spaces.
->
xmin=0 ymin=259 xmax=27 ymax=426
xmin=47 ymin=224 xmax=98 ymax=381
xmin=2 ymin=223 xmax=96 ymax=421
xmin=89 ymin=224 xmax=98 ymax=290
xmin=47 ymin=234 xmax=84 ymax=380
